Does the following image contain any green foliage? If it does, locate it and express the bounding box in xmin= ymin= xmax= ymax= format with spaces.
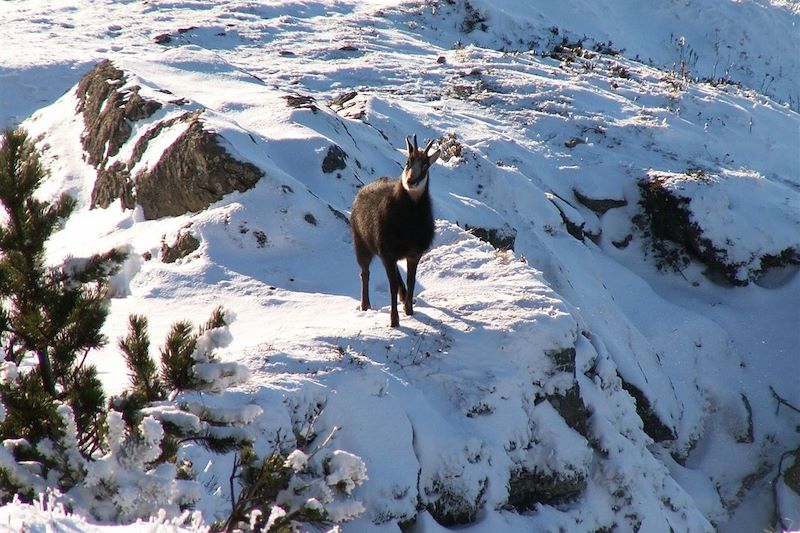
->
xmin=115 ymin=306 xmax=243 ymax=456
xmin=218 ymin=428 xmax=366 ymax=533
xmin=220 ymin=445 xmax=293 ymax=532
xmin=202 ymin=305 xmax=227 ymax=334
xmin=160 ymin=320 xmax=199 ymax=391
xmin=118 ymin=314 xmax=162 ymax=402
xmin=159 ymin=305 xmax=227 ymax=391
xmin=0 ymin=128 xmax=125 ymax=497
xmin=0 ymin=371 xmax=59 ymax=451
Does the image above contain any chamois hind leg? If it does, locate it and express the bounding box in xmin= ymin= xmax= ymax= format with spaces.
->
xmin=354 ymin=236 xmax=373 ymax=311
xmin=404 ymin=256 xmax=420 ymax=316
xmin=395 ymin=265 xmax=407 ymax=304
xmin=382 ymin=257 xmax=401 ymax=327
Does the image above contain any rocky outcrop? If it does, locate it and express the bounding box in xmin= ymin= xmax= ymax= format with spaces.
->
xmin=620 ymin=378 xmax=677 ymax=442
xmin=77 ymin=59 xmax=162 ymax=167
xmin=161 ymin=228 xmax=201 ymax=263
xmin=321 ymin=144 xmax=348 ymax=174
xmin=573 ymin=189 xmax=627 ymax=215
xmin=134 ymin=113 xmax=262 ymax=219
xmin=638 ymin=172 xmax=800 ymax=285
xmin=464 ymin=224 xmax=516 ymax=251
xmin=507 ymin=468 xmax=587 ymax=509
xmin=76 ymin=60 xmax=263 ymax=219
xmin=425 ymin=477 xmax=487 ymax=526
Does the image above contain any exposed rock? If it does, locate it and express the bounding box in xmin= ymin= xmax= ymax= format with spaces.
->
xmin=543 ymin=347 xmax=590 ymax=437
xmin=90 ymin=111 xmax=183 ymax=210
xmin=437 ymin=132 xmax=463 ymax=164
xmin=545 ymin=385 xmax=589 ymax=438
xmin=75 ymin=60 xmax=264 ymax=219
xmin=92 ymin=161 xmax=135 ymax=210
xmin=573 ymin=189 xmax=627 ymax=215
xmin=564 ymin=137 xmax=584 ymax=149
xmin=507 ymin=468 xmax=587 ymax=510
xmin=612 ymin=234 xmax=633 ymax=249
xmin=736 ymin=393 xmax=754 ymax=444
xmin=328 ymin=205 xmax=350 ymax=225
xmin=465 ymin=224 xmax=516 ymax=251
xmin=322 ymin=144 xmax=348 ymax=174
xmin=284 ymin=93 xmax=318 ymax=112
xmin=425 ymin=477 xmax=486 ymax=527
xmin=76 ymin=60 xmax=162 ymax=167
xmin=329 ymin=91 xmax=358 ymax=111
xmin=620 ymin=378 xmax=676 ymax=442
xmin=548 ymin=194 xmax=588 ymax=241
xmin=135 ymin=114 xmax=263 ymax=219
xmin=161 ymin=229 xmax=200 ymax=263
xmin=785 ymin=451 xmax=800 ymax=496
xmin=638 ymin=173 xmax=800 ymax=285
xmin=638 ymin=175 xmax=724 ymax=280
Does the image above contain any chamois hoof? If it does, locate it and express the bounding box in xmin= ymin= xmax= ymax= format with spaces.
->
xmin=403 ymin=303 xmax=413 ymax=316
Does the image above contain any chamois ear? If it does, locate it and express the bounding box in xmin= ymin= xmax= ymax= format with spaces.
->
xmin=406 ymin=136 xmax=414 ymax=156
xmin=423 ymin=139 xmax=435 ymax=154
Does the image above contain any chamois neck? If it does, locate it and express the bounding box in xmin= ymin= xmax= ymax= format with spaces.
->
xmin=401 ymin=171 xmax=429 ymax=202
xmin=398 ymin=177 xmax=428 ymax=203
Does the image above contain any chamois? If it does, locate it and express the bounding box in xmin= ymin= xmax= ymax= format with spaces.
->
xmin=351 ymin=135 xmax=440 ymax=327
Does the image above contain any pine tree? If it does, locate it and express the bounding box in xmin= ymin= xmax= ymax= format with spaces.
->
xmin=0 ymin=128 xmax=125 ymax=478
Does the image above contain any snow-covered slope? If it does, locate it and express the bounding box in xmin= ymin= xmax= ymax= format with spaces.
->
xmin=2 ymin=1 xmax=799 ymax=532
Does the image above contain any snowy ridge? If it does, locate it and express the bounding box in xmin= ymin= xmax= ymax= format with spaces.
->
xmin=2 ymin=1 xmax=800 ymax=532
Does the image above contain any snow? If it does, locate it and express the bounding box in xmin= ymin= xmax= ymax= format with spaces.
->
xmin=1 ymin=0 xmax=799 ymax=532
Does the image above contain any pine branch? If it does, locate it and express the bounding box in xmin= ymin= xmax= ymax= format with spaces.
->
xmin=160 ymin=320 xmax=198 ymax=391
xmin=119 ymin=314 xmax=163 ymax=401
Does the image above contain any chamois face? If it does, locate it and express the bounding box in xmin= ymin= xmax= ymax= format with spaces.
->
xmin=401 ymin=136 xmax=440 ymax=201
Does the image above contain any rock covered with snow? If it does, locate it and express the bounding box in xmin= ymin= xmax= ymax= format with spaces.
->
xmin=640 ymin=169 xmax=800 ymax=285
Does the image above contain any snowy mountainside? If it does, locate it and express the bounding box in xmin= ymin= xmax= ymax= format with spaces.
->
xmin=2 ymin=1 xmax=800 ymax=532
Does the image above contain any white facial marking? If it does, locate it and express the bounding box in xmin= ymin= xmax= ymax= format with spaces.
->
xmin=402 ymin=159 xmax=429 ymax=200
xmin=403 ymin=173 xmax=428 ymax=200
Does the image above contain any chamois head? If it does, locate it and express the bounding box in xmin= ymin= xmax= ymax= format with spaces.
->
xmin=401 ymin=134 xmax=440 ymax=201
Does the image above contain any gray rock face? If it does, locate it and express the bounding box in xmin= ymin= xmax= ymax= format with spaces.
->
xmin=134 ymin=113 xmax=262 ymax=219
xmin=76 ymin=60 xmax=263 ymax=219
xmin=77 ymin=59 xmax=162 ymax=168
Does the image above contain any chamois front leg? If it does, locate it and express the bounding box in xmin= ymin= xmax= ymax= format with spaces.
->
xmin=382 ymin=258 xmax=401 ymax=327
xmin=404 ymin=256 xmax=420 ymax=316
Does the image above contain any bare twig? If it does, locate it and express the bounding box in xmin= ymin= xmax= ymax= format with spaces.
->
xmin=770 ymin=386 xmax=800 ymax=416
xmin=772 ymin=449 xmax=799 ymax=533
